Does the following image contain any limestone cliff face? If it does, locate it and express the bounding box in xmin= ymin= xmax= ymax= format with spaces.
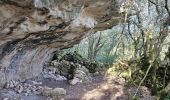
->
xmin=0 ymin=0 xmax=124 ymax=87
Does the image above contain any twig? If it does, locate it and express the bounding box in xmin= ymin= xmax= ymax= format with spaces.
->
xmin=132 ymin=64 xmax=152 ymax=99
xmin=163 ymin=66 xmax=167 ymax=87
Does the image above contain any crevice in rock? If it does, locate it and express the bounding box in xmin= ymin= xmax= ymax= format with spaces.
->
xmin=6 ymin=17 xmax=27 ymax=35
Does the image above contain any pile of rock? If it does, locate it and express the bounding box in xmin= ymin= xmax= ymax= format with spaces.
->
xmin=43 ymin=67 xmax=67 ymax=81
xmin=69 ymin=65 xmax=91 ymax=85
xmin=1 ymin=80 xmax=66 ymax=100
xmin=52 ymin=52 xmax=106 ymax=73
xmin=0 ymin=52 xmax=105 ymax=99
xmin=49 ymin=52 xmax=106 ymax=85
xmin=50 ymin=60 xmax=92 ymax=85
xmin=4 ymin=80 xmax=42 ymax=96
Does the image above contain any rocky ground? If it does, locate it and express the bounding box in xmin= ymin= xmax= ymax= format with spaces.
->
xmin=0 ymin=52 xmax=155 ymax=100
xmin=0 ymin=73 xmax=155 ymax=100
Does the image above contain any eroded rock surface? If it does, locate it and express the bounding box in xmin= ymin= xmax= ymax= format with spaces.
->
xmin=0 ymin=0 xmax=125 ymax=87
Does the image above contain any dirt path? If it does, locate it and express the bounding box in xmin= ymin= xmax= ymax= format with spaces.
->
xmin=0 ymin=74 xmax=154 ymax=100
xmin=43 ymin=75 xmax=128 ymax=100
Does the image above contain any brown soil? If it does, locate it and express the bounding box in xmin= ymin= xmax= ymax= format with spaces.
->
xmin=42 ymin=75 xmax=128 ymax=100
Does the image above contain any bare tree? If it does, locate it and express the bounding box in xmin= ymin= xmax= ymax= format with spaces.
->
xmin=87 ymin=32 xmax=106 ymax=60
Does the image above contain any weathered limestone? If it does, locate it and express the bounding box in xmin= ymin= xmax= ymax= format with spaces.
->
xmin=0 ymin=0 xmax=125 ymax=87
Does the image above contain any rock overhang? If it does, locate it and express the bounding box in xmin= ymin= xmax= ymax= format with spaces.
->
xmin=0 ymin=0 xmax=126 ymax=87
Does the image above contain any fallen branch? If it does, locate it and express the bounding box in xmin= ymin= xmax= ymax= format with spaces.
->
xmin=132 ymin=64 xmax=152 ymax=99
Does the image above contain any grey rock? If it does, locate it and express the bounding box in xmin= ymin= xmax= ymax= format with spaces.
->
xmin=0 ymin=71 xmax=6 ymax=88
xmin=5 ymin=80 xmax=19 ymax=89
xmin=27 ymin=80 xmax=42 ymax=85
xmin=51 ymin=60 xmax=60 ymax=67
xmin=0 ymin=0 xmax=125 ymax=88
xmin=42 ymin=86 xmax=66 ymax=100
xmin=69 ymin=66 xmax=91 ymax=85
xmin=0 ymin=90 xmax=18 ymax=99
xmin=3 ymin=98 xmax=9 ymax=100
xmin=55 ymin=75 xmax=67 ymax=81
xmin=43 ymin=67 xmax=67 ymax=81
xmin=69 ymin=78 xmax=81 ymax=85
xmin=15 ymin=84 xmax=24 ymax=93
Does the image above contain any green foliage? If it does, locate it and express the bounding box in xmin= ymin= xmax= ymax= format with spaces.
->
xmin=131 ymin=56 xmax=170 ymax=97
xmin=52 ymin=51 xmax=106 ymax=73
xmin=61 ymin=0 xmax=170 ymax=99
xmin=158 ymin=91 xmax=170 ymax=100
xmin=85 ymin=61 xmax=98 ymax=73
xmin=133 ymin=96 xmax=141 ymax=100
xmin=164 ymin=92 xmax=170 ymax=100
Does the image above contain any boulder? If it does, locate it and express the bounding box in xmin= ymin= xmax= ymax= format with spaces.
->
xmin=74 ymin=65 xmax=91 ymax=81
xmin=69 ymin=65 xmax=91 ymax=85
xmin=15 ymin=84 xmax=23 ymax=93
xmin=42 ymin=86 xmax=66 ymax=100
xmin=69 ymin=77 xmax=81 ymax=85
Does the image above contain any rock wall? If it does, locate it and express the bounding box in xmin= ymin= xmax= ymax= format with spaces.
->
xmin=0 ymin=0 xmax=124 ymax=87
